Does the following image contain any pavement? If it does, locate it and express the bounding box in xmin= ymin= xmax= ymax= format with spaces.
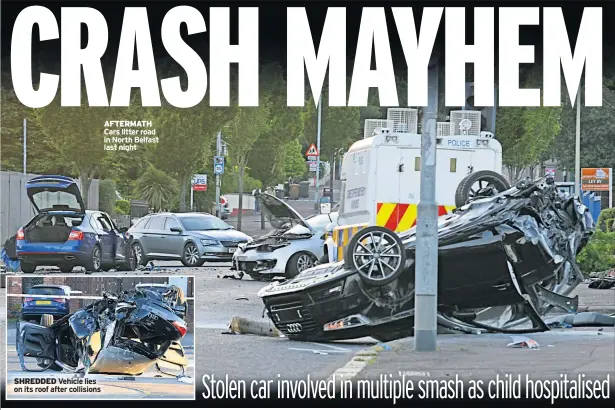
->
xmin=353 ymin=328 xmax=614 ymax=405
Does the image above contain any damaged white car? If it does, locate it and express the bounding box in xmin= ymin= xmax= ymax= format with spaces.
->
xmin=231 ymin=193 xmax=338 ymax=280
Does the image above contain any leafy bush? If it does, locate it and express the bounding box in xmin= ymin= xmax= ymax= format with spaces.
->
xmin=597 ymin=208 xmax=615 ymax=232
xmin=99 ymin=180 xmax=117 ymax=214
xmin=115 ymin=200 xmax=130 ymax=215
xmin=577 ymin=230 xmax=615 ymax=273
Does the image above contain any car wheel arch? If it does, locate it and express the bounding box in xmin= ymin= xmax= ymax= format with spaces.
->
xmin=286 ymin=250 xmax=318 ymax=270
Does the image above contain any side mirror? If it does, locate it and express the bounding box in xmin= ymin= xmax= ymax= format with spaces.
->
xmin=170 ymin=227 xmax=182 ymax=233
xmin=228 ymin=225 xmax=235 ymax=230
xmin=119 ymin=227 xmax=128 ymax=233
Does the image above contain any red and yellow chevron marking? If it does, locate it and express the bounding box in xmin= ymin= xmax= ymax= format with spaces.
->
xmin=376 ymin=203 xmax=456 ymax=232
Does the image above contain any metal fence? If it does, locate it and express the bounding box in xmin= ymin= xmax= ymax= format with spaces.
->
xmin=0 ymin=171 xmax=100 ymax=244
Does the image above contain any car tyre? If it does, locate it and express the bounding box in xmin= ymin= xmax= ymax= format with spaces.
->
xmin=58 ymin=264 xmax=73 ymax=273
xmin=132 ymin=242 xmax=147 ymax=267
xmin=181 ymin=242 xmax=204 ymax=267
xmin=345 ymin=226 xmax=406 ymax=287
xmin=20 ymin=262 xmax=37 ymax=274
xmin=286 ymin=252 xmax=317 ymax=278
xmin=36 ymin=314 xmax=62 ymax=371
xmin=120 ymin=246 xmax=137 ymax=271
xmin=84 ymin=245 xmax=102 ymax=272
xmin=319 ymin=252 xmax=329 ymax=264
xmin=454 ymin=170 xmax=511 ymax=208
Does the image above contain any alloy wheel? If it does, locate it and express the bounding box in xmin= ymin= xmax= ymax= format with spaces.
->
xmin=351 ymin=230 xmax=403 ymax=282
xmin=296 ymin=254 xmax=315 ymax=272
xmin=92 ymin=247 xmax=101 ymax=270
xmin=133 ymin=244 xmax=143 ymax=266
xmin=185 ymin=244 xmax=199 ymax=266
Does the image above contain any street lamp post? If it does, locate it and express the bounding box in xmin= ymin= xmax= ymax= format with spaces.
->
xmin=574 ymin=87 xmax=581 ymax=197
xmin=414 ymin=55 xmax=440 ymax=352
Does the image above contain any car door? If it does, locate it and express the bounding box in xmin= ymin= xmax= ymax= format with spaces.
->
xmin=91 ymin=213 xmax=114 ymax=262
xmin=100 ymin=213 xmax=123 ymax=262
xmin=144 ymin=216 xmax=166 ymax=255
xmin=161 ymin=216 xmax=184 ymax=257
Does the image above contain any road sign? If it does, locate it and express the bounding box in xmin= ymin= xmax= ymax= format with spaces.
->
xmin=214 ymin=156 xmax=224 ymax=165
xmin=214 ymin=163 xmax=224 ymax=175
xmin=305 ymin=143 xmax=319 ymax=156
xmin=191 ymin=174 xmax=207 ymax=191
xmin=309 ymin=161 xmax=318 ymax=172
xmin=545 ymin=167 xmax=556 ymax=176
xmin=307 ymin=155 xmax=317 ymax=161
xmin=581 ymin=168 xmax=611 ymax=191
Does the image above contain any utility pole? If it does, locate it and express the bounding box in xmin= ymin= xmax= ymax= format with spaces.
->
xmin=23 ymin=118 xmax=27 ymax=175
xmin=314 ymin=94 xmax=322 ymax=204
xmin=215 ymin=131 xmax=222 ymax=217
xmin=414 ymin=56 xmax=439 ymax=352
xmin=574 ymin=87 xmax=581 ymax=197
xmin=329 ymin=149 xmax=335 ymax=193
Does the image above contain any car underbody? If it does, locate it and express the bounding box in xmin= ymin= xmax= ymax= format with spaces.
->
xmin=258 ymin=176 xmax=595 ymax=342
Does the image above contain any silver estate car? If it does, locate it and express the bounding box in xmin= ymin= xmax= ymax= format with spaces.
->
xmin=232 ymin=193 xmax=338 ymax=280
xmin=127 ymin=212 xmax=252 ymax=267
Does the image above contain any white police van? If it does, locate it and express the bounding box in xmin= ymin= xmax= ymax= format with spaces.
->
xmin=321 ymin=108 xmax=509 ymax=263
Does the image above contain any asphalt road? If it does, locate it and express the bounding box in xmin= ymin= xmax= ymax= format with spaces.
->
xmin=0 ymin=265 xmax=374 ymax=401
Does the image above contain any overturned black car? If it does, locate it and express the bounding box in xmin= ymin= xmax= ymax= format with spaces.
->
xmin=16 ymin=286 xmax=189 ymax=376
xmin=257 ymin=176 xmax=595 ymax=342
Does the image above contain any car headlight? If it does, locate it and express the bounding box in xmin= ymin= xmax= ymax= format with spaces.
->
xmin=200 ymin=239 xmax=219 ymax=246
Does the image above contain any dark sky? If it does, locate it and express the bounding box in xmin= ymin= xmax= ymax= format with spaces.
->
xmin=1 ymin=1 xmax=613 ymax=81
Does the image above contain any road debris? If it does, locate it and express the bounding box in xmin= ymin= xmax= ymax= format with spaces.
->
xmin=228 ymin=316 xmax=280 ymax=337
xmin=507 ymin=336 xmax=540 ymax=349
xmin=548 ymin=312 xmax=615 ymax=327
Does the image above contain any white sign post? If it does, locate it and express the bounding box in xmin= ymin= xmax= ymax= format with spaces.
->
xmin=191 ymin=174 xmax=208 ymax=211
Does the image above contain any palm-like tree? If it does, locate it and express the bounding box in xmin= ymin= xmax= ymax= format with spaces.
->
xmin=135 ymin=167 xmax=179 ymax=212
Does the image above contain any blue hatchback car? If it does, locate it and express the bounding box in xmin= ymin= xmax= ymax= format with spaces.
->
xmin=21 ymin=284 xmax=71 ymax=321
xmin=15 ymin=175 xmax=136 ymax=273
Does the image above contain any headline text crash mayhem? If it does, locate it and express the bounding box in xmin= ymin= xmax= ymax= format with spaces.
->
xmin=11 ymin=6 xmax=603 ymax=108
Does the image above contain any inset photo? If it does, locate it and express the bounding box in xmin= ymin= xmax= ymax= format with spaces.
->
xmin=5 ymin=275 xmax=195 ymax=400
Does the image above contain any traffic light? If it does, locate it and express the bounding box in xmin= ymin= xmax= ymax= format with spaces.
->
xmin=464 ymin=82 xmax=497 ymax=134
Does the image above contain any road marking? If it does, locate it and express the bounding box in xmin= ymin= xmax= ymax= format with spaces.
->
xmin=325 ymin=344 xmax=381 ymax=382
xmin=309 ymin=342 xmax=351 ymax=352
xmin=288 ymin=348 xmax=341 ymax=354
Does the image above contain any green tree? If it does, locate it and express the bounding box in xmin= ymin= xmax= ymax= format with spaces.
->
xmin=247 ymin=63 xmax=304 ymax=188
xmin=281 ymin=139 xmax=308 ymax=179
xmin=33 ymin=93 xmax=129 ymax=207
xmin=552 ymin=78 xmax=615 ymax=174
xmin=134 ymin=166 xmax=179 ymax=212
xmin=148 ymin=104 xmax=235 ymax=212
xmin=495 ymin=67 xmax=562 ymax=183
xmin=302 ymin=87 xmax=361 ymax=163
xmin=224 ymin=101 xmax=272 ymax=230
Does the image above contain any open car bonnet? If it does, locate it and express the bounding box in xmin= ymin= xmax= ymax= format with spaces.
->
xmin=25 ymin=175 xmax=86 ymax=214
xmin=256 ymin=192 xmax=313 ymax=232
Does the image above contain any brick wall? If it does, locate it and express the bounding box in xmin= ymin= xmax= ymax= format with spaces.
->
xmin=6 ymin=276 xmax=195 ymax=325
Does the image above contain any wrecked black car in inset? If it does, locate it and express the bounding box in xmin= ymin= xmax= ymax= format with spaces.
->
xmin=16 ymin=286 xmax=190 ymax=377
xmin=257 ymin=175 xmax=595 ymax=342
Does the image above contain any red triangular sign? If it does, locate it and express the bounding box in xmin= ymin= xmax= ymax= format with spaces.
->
xmin=305 ymin=143 xmax=319 ymax=156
